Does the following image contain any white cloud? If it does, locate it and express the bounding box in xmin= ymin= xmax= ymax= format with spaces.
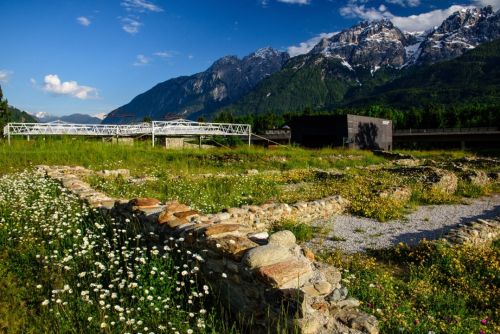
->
xmin=339 ymin=3 xmax=475 ymax=32
xmin=121 ymin=0 xmax=163 ymax=12
xmin=392 ymin=5 xmax=474 ymax=31
xmin=133 ymin=54 xmax=150 ymax=66
xmin=76 ymin=16 xmax=91 ymax=26
xmin=288 ymin=32 xmax=337 ymax=57
xmin=473 ymin=0 xmax=500 ymax=9
xmin=121 ymin=17 xmax=142 ymax=34
xmin=30 ymin=78 xmax=37 ymax=85
xmin=42 ymin=74 xmax=98 ymax=100
xmin=386 ymin=0 xmax=421 ymax=7
xmin=0 ymin=70 xmax=12 ymax=83
xmin=277 ymin=0 xmax=311 ymax=4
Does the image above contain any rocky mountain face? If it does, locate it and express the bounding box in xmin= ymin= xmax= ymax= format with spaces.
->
xmin=310 ymin=19 xmax=408 ymax=68
xmin=417 ymin=6 xmax=500 ymax=64
xmin=102 ymin=48 xmax=289 ymax=124
xmin=309 ymin=6 xmax=499 ymax=69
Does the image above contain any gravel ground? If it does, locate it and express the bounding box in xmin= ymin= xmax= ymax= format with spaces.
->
xmin=307 ymin=194 xmax=500 ymax=253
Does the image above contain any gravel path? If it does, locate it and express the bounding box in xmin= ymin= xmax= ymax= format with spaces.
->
xmin=307 ymin=194 xmax=500 ymax=253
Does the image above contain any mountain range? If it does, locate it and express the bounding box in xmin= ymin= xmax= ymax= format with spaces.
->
xmin=34 ymin=112 xmax=106 ymax=124
xmin=103 ymin=6 xmax=500 ymax=125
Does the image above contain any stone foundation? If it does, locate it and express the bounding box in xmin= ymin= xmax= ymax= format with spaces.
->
xmin=37 ymin=165 xmax=378 ymax=334
xmin=445 ymin=218 xmax=500 ymax=246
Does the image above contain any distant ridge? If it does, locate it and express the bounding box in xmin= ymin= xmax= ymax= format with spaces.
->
xmin=34 ymin=112 xmax=104 ymax=124
xmin=102 ymin=47 xmax=289 ymax=124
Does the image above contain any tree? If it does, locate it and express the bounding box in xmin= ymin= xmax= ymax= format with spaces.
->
xmin=0 ymin=85 xmax=10 ymax=131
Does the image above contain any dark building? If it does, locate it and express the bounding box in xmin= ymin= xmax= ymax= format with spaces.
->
xmin=251 ymin=127 xmax=291 ymax=146
xmin=290 ymin=114 xmax=392 ymax=150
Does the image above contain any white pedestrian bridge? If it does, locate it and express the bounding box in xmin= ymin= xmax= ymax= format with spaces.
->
xmin=3 ymin=119 xmax=252 ymax=146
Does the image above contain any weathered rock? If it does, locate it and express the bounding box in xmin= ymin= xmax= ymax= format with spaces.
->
xmin=164 ymin=201 xmax=191 ymax=213
xmin=446 ymin=217 xmax=500 ymax=246
xmin=174 ymin=210 xmax=200 ymax=220
xmin=206 ymin=235 xmax=258 ymax=261
xmin=334 ymin=298 xmax=361 ymax=309
xmin=314 ymin=281 xmax=332 ymax=295
xmin=130 ymin=197 xmax=161 ymax=208
xmin=349 ymin=313 xmax=379 ymax=334
xmin=302 ymin=247 xmax=315 ymax=262
xmin=268 ymin=230 xmax=297 ymax=247
xmin=321 ymin=265 xmax=342 ymax=286
xmin=247 ymin=231 xmax=269 ymax=244
xmin=164 ymin=217 xmax=189 ymax=229
xmin=310 ymin=301 xmax=329 ymax=312
xmin=257 ymin=260 xmax=313 ymax=287
xmin=243 ymin=244 xmax=293 ymax=268
xmin=327 ymin=287 xmax=348 ymax=302
xmin=204 ymin=224 xmax=242 ymax=237
xmin=97 ymin=169 xmax=130 ymax=178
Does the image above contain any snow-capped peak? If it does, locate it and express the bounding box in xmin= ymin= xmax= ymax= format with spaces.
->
xmin=35 ymin=111 xmax=50 ymax=119
xmin=250 ymin=47 xmax=280 ymax=59
xmin=93 ymin=113 xmax=108 ymax=120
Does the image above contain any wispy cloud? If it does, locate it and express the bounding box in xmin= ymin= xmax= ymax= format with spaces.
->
xmin=42 ymin=74 xmax=98 ymax=100
xmin=473 ymin=0 xmax=500 ymax=9
xmin=153 ymin=51 xmax=176 ymax=58
xmin=288 ymin=32 xmax=337 ymax=57
xmin=0 ymin=70 xmax=13 ymax=83
xmin=261 ymin=0 xmax=310 ymax=6
xmin=386 ymin=0 xmax=421 ymax=7
xmin=121 ymin=0 xmax=163 ymax=12
xmin=339 ymin=3 xmax=474 ymax=32
xmin=121 ymin=17 xmax=142 ymax=35
xmin=76 ymin=16 xmax=91 ymax=26
xmin=133 ymin=54 xmax=150 ymax=66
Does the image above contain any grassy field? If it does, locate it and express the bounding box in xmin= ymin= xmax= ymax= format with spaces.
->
xmin=0 ymin=138 xmax=499 ymax=333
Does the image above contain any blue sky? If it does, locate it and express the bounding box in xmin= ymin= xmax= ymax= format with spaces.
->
xmin=0 ymin=0 xmax=497 ymax=117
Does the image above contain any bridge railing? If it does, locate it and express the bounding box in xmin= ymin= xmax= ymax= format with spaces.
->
xmin=394 ymin=127 xmax=500 ymax=134
xmin=3 ymin=119 xmax=252 ymax=147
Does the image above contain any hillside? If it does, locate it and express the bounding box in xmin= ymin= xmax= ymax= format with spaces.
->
xmin=7 ymin=106 xmax=37 ymax=123
xmin=222 ymin=38 xmax=500 ymax=128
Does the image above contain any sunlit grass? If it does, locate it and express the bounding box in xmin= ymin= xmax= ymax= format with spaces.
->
xmin=317 ymin=240 xmax=500 ymax=334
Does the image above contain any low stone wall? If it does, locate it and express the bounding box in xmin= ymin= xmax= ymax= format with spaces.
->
xmin=445 ymin=218 xmax=500 ymax=246
xmin=38 ymin=165 xmax=378 ymax=334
